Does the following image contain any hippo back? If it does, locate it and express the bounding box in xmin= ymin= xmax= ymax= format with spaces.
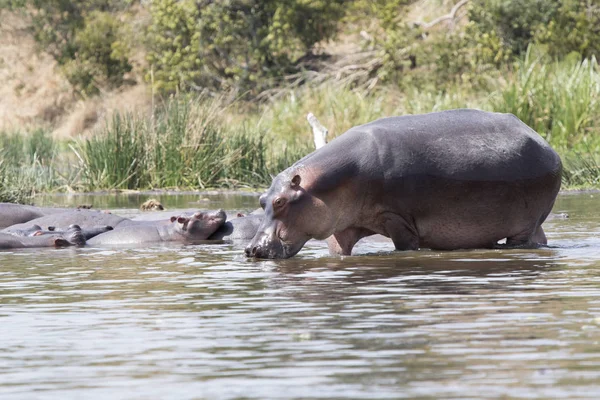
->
xmin=296 ymin=109 xmax=561 ymax=188
xmin=3 ymin=209 xmax=129 ymax=232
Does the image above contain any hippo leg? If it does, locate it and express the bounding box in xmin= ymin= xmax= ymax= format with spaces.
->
xmin=385 ymin=214 xmax=419 ymax=251
xmin=500 ymin=223 xmax=546 ymax=249
xmin=327 ymin=227 xmax=373 ymax=256
xmin=531 ymin=225 xmax=547 ymax=245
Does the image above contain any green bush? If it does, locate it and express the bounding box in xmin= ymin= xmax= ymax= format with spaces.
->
xmin=535 ymin=0 xmax=600 ymax=60
xmin=10 ymin=1 xmax=133 ymax=96
xmin=63 ymin=11 xmax=132 ymax=96
xmin=146 ymin=0 xmax=345 ymax=94
xmin=468 ymin=0 xmax=599 ymax=63
xmin=145 ymin=0 xmax=201 ymax=94
xmin=468 ymin=0 xmax=558 ymax=58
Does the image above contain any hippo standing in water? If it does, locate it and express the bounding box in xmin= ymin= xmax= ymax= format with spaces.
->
xmin=246 ymin=109 xmax=562 ymax=259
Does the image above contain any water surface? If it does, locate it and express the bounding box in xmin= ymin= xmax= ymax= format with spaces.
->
xmin=2 ymin=192 xmax=600 ymax=399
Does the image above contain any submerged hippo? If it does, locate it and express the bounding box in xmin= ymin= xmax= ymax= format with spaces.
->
xmin=0 ymin=225 xmax=85 ymax=249
xmin=245 ymin=109 xmax=562 ymax=259
xmin=5 ymin=223 xmax=113 ymax=240
xmin=3 ymin=209 xmax=129 ymax=232
xmin=0 ymin=203 xmax=74 ymax=229
xmin=87 ymin=210 xmax=226 ymax=246
xmin=208 ymin=214 xmax=263 ymax=241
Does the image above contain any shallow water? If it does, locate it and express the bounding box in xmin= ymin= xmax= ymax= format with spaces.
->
xmin=2 ymin=192 xmax=600 ymax=399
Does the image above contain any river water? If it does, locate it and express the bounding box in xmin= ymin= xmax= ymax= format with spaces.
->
xmin=2 ymin=192 xmax=600 ymax=399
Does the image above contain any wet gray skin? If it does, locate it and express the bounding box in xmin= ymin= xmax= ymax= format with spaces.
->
xmin=208 ymin=214 xmax=263 ymax=241
xmin=47 ymin=225 xmax=114 ymax=240
xmin=246 ymin=109 xmax=562 ymax=259
xmin=3 ymin=209 xmax=130 ymax=231
xmin=5 ymin=224 xmax=113 ymax=240
xmin=87 ymin=210 xmax=226 ymax=246
xmin=4 ymin=224 xmax=45 ymax=237
xmin=0 ymin=224 xmax=85 ymax=249
xmin=0 ymin=203 xmax=76 ymax=229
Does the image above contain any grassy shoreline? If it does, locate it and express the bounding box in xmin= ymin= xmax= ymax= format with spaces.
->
xmin=1 ymin=54 xmax=599 ymax=204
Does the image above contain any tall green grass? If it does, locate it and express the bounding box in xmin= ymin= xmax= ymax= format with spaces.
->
xmin=0 ymin=129 xmax=66 ymax=203
xmin=73 ymin=97 xmax=310 ymax=191
xmin=492 ymin=50 xmax=600 ymax=153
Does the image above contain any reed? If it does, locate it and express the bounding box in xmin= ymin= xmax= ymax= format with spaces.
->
xmin=492 ymin=50 xmax=600 ymax=153
xmin=74 ymin=97 xmax=309 ymax=190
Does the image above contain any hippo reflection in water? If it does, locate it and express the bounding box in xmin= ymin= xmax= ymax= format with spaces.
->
xmin=246 ymin=109 xmax=562 ymax=259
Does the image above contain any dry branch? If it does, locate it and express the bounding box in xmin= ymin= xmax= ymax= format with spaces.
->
xmin=415 ymin=0 xmax=469 ymax=30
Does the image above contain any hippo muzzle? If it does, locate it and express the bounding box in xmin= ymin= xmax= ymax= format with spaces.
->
xmin=245 ymin=221 xmax=303 ymax=259
xmin=245 ymin=233 xmax=288 ymax=259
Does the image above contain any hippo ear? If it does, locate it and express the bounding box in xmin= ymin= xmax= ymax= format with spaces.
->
xmin=291 ymin=174 xmax=301 ymax=187
xmin=33 ymin=230 xmax=44 ymax=236
xmin=170 ymin=216 xmax=177 ymax=223
xmin=176 ymin=216 xmax=190 ymax=231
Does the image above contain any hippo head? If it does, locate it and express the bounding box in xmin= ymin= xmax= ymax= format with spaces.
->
xmin=54 ymin=224 xmax=86 ymax=247
xmin=245 ymin=167 xmax=335 ymax=259
xmin=171 ymin=209 xmax=227 ymax=240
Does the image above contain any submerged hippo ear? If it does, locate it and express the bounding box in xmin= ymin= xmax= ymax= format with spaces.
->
xmin=291 ymin=174 xmax=301 ymax=187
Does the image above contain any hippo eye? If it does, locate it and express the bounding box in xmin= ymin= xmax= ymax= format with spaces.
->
xmin=273 ymin=197 xmax=287 ymax=208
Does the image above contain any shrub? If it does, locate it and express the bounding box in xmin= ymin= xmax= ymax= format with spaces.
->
xmin=535 ymin=0 xmax=600 ymax=60
xmin=63 ymin=11 xmax=132 ymax=95
xmin=10 ymin=1 xmax=133 ymax=96
xmin=146 ymin=0 xmax=346 ymax=94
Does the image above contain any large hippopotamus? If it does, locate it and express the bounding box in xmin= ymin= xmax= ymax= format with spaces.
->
xmin=245 ymin=109 xmax=562 ymax=259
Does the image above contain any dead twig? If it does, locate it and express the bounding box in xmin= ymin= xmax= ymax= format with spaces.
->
xmin=415 ymin=0 xmax=469 ymax=30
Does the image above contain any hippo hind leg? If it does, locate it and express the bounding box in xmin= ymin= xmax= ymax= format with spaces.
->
xmin=531 ymin=225 xmax=547 ymax=245
xmin=501 ymin=223 xmax=546 ymax=249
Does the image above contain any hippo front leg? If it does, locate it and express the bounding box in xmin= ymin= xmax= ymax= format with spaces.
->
xmin=327 ymin=227 xmax=372 ymax=256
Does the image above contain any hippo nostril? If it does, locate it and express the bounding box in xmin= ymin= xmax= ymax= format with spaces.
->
xmin=245 ymin=245 xmax=258 ymax=257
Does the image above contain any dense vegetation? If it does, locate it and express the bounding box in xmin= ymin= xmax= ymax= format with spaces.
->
xmin=0 ymin=0 xmax=599 ymax=202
